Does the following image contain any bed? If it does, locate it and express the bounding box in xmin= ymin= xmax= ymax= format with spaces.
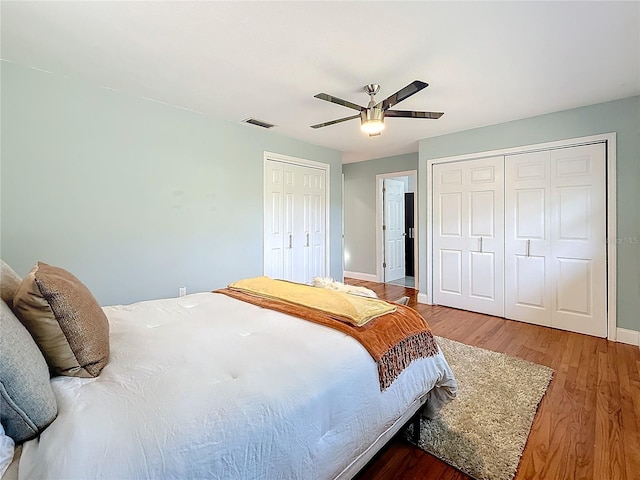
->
xmin=1 ymin=262 xmax=457 ymax=480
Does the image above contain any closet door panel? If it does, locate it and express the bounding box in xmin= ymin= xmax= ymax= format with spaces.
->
xmin=302 ymin=187 xmax=312 ymax=284
xmin=440 ymin=249 xmax=463 ymax=295
xmin=433 ymin=156 xmax=504 ymax=316
xmin=505 ymin=151 xmax=552 ymax=326
xmin=550 ymin=144 xmax=606 ymax=337
xmin=515 ymin=189 xmax=545 ymax=238
xmin=433 ymin=164 xmax=465 ymax=309
xmin=264 ymin=160 xmax=284 ymax=279
xmin=308 ymin=169 xmax=326 ymax=282
xmin=468 ymin=189 xmax=499 ymax=303
xmin=440 ymin=193 xmax=463 ymax=236
xmin=556 ymin=258 xmax=592 ymax=315
xmin=283 ymin=163 xmax=302 ymax=282
xmin=469 ymin=251 xmax=496 ymax=300
xmin=515 ymin=255 xmax=546 ymax=308
xmin=469 ymin=191 xmax=495 ymax=237
xmin=466 ymin=157 xmax=504 ymax=316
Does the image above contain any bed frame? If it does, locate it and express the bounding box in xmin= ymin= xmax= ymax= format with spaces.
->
xmin=335 ymin=393 xmax=427 ymax=479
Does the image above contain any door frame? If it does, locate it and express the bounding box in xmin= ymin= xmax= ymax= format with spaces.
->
xmin=263 ymin=151 xmax=331 ymax=280
xmin=375 ymin=170 xmax=418 ymax=288
xmin=424 ymin=133 xmax=617 ymax=341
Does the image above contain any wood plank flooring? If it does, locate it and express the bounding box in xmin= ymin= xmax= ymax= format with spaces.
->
xmin=347 ymin=279 xmax=640 ymax=480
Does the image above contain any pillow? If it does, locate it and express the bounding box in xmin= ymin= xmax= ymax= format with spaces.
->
xmin=312 ymin=276 xmax=378 ymax=298
xmin=0 ymin=260 xmax=22 ymax=310
xmin=12 ymin=262 xmax=110 ymax=378
xmin=395 ymin=296 xmax=410 ymax=306
xmin=0 ymin=299 xmax=57 ymax=443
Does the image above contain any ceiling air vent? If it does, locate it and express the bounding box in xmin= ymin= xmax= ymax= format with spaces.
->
xmin=242 ymin=118 xmax=276 ymax=129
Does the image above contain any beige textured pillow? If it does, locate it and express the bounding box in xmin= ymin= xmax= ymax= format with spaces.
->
xmin=13 ymin=262 xmax=109 ymax=378
xmin=1 ymin=260 xmax=22 ymax=309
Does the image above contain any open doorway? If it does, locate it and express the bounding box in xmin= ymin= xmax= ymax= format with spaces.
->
xmin=376 ymin=170 xmax=417 ymax=289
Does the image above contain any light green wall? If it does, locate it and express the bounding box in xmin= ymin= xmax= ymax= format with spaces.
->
xmin=342 ymin=152 xmax=418 ymax=275
xmin=418 ymin=96 xmax=640 ymax=332
xmin=0 ymin=62 xmax=343 ymax=306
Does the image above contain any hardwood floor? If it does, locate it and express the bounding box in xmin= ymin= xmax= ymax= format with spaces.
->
xmin=347 ymin=279 xmax=640 ymax=480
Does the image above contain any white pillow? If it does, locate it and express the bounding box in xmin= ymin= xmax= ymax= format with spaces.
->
xmin=312 ymin=277 xmax=378 ymax=298
xmin=0 ymin=423 xmax=15 ymax=477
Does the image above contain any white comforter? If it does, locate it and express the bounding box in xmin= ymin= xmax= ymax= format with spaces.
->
xmin=19 ymin=292 xmax=456 ymax=479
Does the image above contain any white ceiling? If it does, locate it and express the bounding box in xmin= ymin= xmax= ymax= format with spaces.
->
xmin=2 ymin=1 xmax=639 ymax=163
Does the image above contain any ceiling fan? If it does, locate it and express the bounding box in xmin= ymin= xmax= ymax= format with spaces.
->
xmin=310 ymin=80 xmax=443 ymax=136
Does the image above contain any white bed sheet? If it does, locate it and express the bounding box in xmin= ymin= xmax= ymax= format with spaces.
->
xmin=19 ymin=292 xmax=456 ymax=480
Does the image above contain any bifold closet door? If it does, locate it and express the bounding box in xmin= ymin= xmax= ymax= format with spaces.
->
xmin=505 ymin=144 xmax=607 ymax=337
xmin=433 ymin=156 xmax=504 ymax=317
xmin=264 ymin=160 xmax=326 ymax=284
xmin=505 ymin=151 xmax=553 ymax=327
xmin=264 ymin=160 xmax=286 ymax=280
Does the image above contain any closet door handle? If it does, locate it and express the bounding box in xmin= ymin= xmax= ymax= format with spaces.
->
xmin=288 ymin=234 xmax=292 ymax=249
xmin=526 ymin=239 xmax=531 ymax=257
xmin=305 ymin=233 xmax=310 ymax=247
xmin=479 ymin=237 xmax=483 ymax=253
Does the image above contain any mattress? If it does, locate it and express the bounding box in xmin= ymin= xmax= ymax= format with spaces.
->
xmin=18 ymin=292 xmax=457 ymax=479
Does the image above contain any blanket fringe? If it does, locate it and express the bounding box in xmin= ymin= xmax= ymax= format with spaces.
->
xmin=378 ymin=331 xmax=439 ymax=390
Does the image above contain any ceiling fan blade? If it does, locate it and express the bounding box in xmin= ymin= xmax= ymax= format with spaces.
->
xmin=385 ymin=110 xmax=444 ymax=119
xmin=310 ymin=114 xmax=360 ymax=129
xmin=378 ymin=81 xmax=429 ymax=111
xmin=314 ymin=93 xmax=364 ymax=111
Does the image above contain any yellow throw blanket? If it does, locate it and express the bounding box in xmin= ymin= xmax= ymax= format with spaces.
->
xmin=228 ymin=276 xmax=396 ymax=326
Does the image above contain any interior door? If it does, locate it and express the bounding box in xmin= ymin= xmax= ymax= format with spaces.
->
xmin=383 ymin=179 xmax=406 ymax=282
xmin=433 ymin=156 xmax=504 ymax=317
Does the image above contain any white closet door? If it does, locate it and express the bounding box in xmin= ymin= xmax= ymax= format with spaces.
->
xmin=264 ymin=160 xmax=285 ymax=279
xmin=433 ymin=156 xmax=504 ymax=316
xmin=550 ymin=144 xmax=606 ymax=337
xmin=282 ymin=163 xmax=304 ymax=282
xmin=433 ymin=163 xmax=465 ymax=307
xmin=264 ymin=159 xmax=326 ymax=284
xmin=383 ymin=178 xmax=406 ymax=282
xmin=505 ymin=144 xmax=607 ymax=337
xmin=305 ymin=167 xmax=326 ymax=284
xmin=505 ymin=151 xmax=552 ymax=326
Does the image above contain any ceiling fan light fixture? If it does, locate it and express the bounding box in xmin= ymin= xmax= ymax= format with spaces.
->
xmin=360 ymin=107 xmax=385 ymax=135
xmin=312 ymin=81 xmax=440 ymax=133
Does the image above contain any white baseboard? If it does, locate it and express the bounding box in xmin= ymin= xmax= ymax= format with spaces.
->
xmin=616 ymin=328 xmax=640 ymax=347
xmin=343 ymin=271 xmax=379 ymax=282
xmin=417 ymin=293 xmax=430 ymax=305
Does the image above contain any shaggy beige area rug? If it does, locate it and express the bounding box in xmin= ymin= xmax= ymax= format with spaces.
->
xmin=408 ymin=336 xmax=553 ymax=480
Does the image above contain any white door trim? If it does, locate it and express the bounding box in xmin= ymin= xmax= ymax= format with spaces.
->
xmin=263 ymin=151 xmax=331 ymax=280
xmin=375 ymin=170 xmax=418 ymax=289
xmin=425 ymin=133 xmax=617 ymax=341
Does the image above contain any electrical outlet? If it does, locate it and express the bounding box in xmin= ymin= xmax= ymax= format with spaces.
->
xmin=179 ymin=286 xmax=186 ymax=297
